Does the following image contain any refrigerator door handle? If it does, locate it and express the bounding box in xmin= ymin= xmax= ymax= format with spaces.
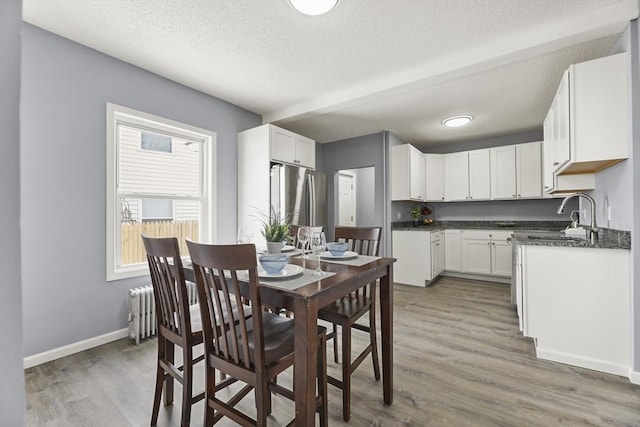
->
xmin=308 ymin=173 xmax=315 ymax=226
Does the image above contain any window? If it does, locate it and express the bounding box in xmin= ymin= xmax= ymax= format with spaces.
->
xmin=106 ymin=103 xmax=216 ymax=280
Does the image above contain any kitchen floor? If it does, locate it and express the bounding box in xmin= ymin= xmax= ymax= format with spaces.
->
xmin=25 ymin=278 xmax=640 ymax=426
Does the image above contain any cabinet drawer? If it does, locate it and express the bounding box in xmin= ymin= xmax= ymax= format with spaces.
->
xmin=431 ymin=231 xmax=443 ymax=242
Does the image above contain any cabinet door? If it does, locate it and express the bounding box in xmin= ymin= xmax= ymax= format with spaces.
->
xmin=553 ymin=71 xmax=570 ymax=172
xmin=425 ymin=154 xmax=445 ymax=201
xmin=409 ymin=146 xmax=425 ymax=200
xmin=445 ymin=152 xmax=469 ymax=201
xmin=516 ymin=142 xmax=542 ymax=198
xmin=468 ymin=149 xmax=491 ymax=200
xmin=490 ymin=146 xmax=516 ymax=199
xmin=270 ymin=126 xmax=296 ymax=164
xmin=462 ymin=239 xmax=491 ymax=274
xmin=542 ymin=112 xmax=555 ymax=193
xmin=491 ymin=240 xmax=512 ymax=276
xmin=295 ymin=135 xmax=315 ymax=169
xmin=444 ymin=230 xmax=462 ymax=272
xmin=431 ymin=239 xmax=444 ymax=277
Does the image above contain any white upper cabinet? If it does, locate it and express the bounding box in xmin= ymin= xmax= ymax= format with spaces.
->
xmin=445 ymin=152 xmax=470 ymax=201
xmin=559 ymin=53 xmax=629 ymax=174
xmin=468 ymin=149 xmax=491 ymax=200
xmin=391 ymin=144 xmax=425 ymax=201
xmin=424 ymin=153 xmax=445 ymax=201
xmin=491 ymin=142 xmax=542 ymax=200
xmin=543 ymin=53 xmax=629 ymax=193
xmin=270 ymin=125 xmax=315 ymax=169
xmin=445 ymin=149 xmax=490 ymax=201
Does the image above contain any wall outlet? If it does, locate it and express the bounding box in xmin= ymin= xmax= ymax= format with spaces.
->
xmin=607 ymin=206 xmax=612 ymax=221
xmin=396 ymin=211 xmax=401 ymax=220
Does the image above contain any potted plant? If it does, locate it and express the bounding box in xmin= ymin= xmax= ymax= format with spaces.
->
xmin=257 ymin=207 xmax=291 ymax=253
xmin=410 ymin=206 xmax=422 ymax=227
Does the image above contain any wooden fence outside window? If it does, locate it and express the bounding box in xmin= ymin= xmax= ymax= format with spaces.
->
xmin=121 ymin=219 xmax=199 ymax=265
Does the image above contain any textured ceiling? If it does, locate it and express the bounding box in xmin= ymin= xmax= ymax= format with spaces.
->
xmin=23 ymin=0 xmax=639 ymax=148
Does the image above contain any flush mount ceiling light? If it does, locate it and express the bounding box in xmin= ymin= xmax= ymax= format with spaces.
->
xmin=289 ymin=0 xmax=339 ymax=15
xmin=442 ymin=115 xmax=473 ymax=128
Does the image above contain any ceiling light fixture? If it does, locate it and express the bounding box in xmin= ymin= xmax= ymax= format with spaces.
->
xmin=442 ymin=115 xmax=473 ymax=128
xmin=289 ymin=0 xmax=339 ymax=16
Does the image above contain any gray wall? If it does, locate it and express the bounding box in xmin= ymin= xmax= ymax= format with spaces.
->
xmin=21 ymin=24 xmax=261 ymax=357
xmin=320 ymin=133 xmax=388 ymax=254
xmin=590 ymin=20 xmax=640 ymax=373
xmin=0 ymin=1 xmax=25 ymax=424
xmin=424 ymin=129 xmax=543 ymax=153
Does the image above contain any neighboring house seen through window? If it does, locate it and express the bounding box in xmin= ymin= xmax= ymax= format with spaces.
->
xmin=106 ymin=103 xmax=216 ymax=280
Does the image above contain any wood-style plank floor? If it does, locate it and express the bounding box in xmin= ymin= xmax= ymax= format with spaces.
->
xmin=25 ymin=277 xmax=640 ymax=426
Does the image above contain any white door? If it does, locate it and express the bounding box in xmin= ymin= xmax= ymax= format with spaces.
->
xmin=468 ymin=149 xmax=491 ymax=200
xmin=445 ymin=152 xmax=469 ymax=201
xmin=516 ymin=142 xmax=542 ymax=198
xmin=338 ymin=172 xmax=356 ymax=226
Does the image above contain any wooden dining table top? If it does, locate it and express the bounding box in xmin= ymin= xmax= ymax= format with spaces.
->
xmin=183 ymin=252 xmax=396 ymax=426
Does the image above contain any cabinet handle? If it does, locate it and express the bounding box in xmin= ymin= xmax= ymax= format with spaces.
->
xmin=517 ymin=194 xmax=521 ymax=197
xmin=441 ymin=197 xmax=445 ymax=200
xmin=512 ymin=194 xmax=516 ymax=197
xmin=553 ymin=161 xmax=559 ymax=166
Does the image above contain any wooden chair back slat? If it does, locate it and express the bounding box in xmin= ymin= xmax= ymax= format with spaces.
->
xmin=142 ymin=236 xmax=191 ymax=336
xmin=335 ymin=226 xmax=382 ymax=299
xmin=187 ymin=241 xmax=264 ymax=371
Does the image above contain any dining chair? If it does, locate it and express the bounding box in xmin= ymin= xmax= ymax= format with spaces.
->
xmin=142 ymin=235 xmax=206 ymax=427
xmin=186 ymin=240 xmax=328 ymax=427
xmin=317 ymin=226 xmax=382 ymax=421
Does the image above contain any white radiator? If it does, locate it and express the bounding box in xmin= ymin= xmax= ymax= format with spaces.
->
xmin=128 ymin=282 xmax=199 ymax=345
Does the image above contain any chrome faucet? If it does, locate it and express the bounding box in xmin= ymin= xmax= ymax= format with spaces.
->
xmin=556 ymin=193 xmax=599 ymax=243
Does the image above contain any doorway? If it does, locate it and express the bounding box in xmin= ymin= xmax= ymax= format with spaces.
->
xmin=335 ymin=166 xmax=375 ymax=227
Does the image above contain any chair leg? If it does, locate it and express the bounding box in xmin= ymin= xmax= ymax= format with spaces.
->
xmin=204 ymin=363 xmax=215 ymax=427
xmin=341 ymin=322 xmax=351 ymax=422
xmin=151 ymin=336 xmax=165 ymax=425
xmin=181 ymin=346 xmax=193 ymax=427
xmin=317 ymin=332 xmax=328 ymax=427
xmin=164 ymin=340 xmax=175 ymax=406
xmin=369 ymin=304 xmax=381 ymax=381
xmin=332 ymin=323 xmax=339 ymax=363
xmin=255 ymin=374 xmax=269 ymax=427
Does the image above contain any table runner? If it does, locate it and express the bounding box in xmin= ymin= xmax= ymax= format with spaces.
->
xmin=238 ymin=269 xmax=336 ymax=290
xmin=300 ymin=254 xmax=381 ymax=267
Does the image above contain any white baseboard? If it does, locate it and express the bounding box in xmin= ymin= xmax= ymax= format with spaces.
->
xmin=629 ymin=369 xmax=640 ymax=385
xmin=441 ymin=271 xmax=510 ymax=284
xmin=535 ymin=346 xmax=630 ymax=378
xmin=23 ymin=328 xmax=129 ymax=369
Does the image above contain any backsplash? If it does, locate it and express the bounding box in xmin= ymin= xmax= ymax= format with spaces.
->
xmin=392 ymin=198 xmax=579 ymax=222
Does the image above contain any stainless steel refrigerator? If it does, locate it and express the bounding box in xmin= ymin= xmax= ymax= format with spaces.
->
xmin=270 ymin=164 xmax=326 ymax=228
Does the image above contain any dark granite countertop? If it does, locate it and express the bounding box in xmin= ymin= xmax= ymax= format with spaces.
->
xmin=391 ymin=220 xmax=630 ymax=250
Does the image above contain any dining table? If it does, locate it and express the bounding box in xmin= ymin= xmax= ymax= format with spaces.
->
xmin=184 ymin=249 xmax=396 ymax=426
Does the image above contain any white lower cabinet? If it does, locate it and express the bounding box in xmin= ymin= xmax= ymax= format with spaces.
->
xmin=392 ymin=230 xmax=443 ymax=286
xmin=520 ymin=245 xmax=630 ymax=376
xmin=460 ymin=230 xmax=512 ymax=277
xmin=444 ymin=230 xmax=461 ymax=271
xmin=430 ymin=231 xmax=444 ymax=278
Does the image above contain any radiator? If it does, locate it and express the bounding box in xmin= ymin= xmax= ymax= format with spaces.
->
xmin=128 ymin=282 xmax=199 ymax=345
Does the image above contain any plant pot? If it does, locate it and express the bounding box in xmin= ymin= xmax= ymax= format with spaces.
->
xmin=413 ymin=219 xmax=421 ymax=227
xmin=266 ymin=241 xmax=284 ymax=254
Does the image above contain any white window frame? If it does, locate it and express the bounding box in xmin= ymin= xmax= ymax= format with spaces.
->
xmin=106 ymin=103 xmax=216 ymax=281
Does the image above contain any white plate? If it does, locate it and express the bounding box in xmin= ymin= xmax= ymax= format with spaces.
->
xmin=258 ymin=264 xmax=303 ymax=279
xmin=282 ymin=245 xmax=296 ymax=252
xmin=320 ymin=250 xmax=358 ymax=260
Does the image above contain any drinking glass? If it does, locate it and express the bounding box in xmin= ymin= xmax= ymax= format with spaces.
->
xmin=311 ymin=231 xmax=326 ymax=276
xmin=297 ymin=226 xmax=311 ymax=270
xmin=237 ymin=226 xmax=254 ymax=244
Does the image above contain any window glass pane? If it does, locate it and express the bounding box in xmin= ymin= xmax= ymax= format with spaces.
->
xmin=118 ymin=124 xmax=202 ymax=196
xmin=141 ymin=131 xmax=172 ymax=153
xmin=119 ymin=197 xmax=201 ymax=266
